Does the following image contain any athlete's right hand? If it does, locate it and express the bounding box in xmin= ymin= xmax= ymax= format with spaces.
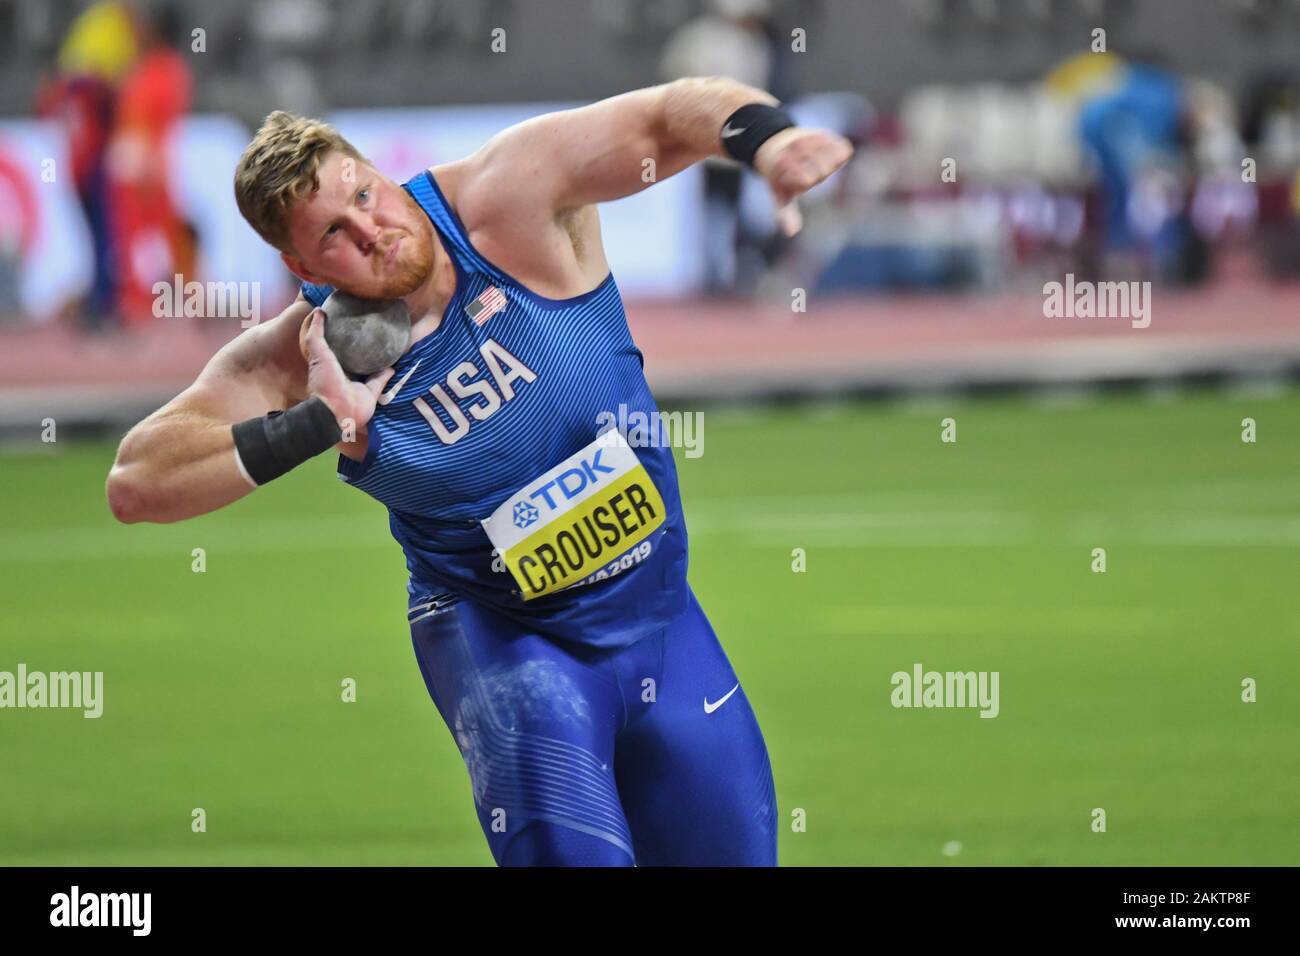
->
xmin=303 ymin=309 xmax=395 ymax=430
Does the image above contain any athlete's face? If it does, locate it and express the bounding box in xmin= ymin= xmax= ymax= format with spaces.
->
xmin=281 ymin=151 xmax=434 ymax=300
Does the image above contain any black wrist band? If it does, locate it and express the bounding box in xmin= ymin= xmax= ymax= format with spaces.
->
xmin=232 ymin=396 xmax=343 ymax=486
xmin=720 ymin=102 xmax=796 ymax=167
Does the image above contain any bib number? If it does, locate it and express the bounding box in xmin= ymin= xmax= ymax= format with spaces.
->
xmin=481 ymin=430 xmax=666 ymax=601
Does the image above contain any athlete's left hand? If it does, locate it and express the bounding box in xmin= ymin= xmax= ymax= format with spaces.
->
xmin=753 ymin=127 xmax=855 ymax=237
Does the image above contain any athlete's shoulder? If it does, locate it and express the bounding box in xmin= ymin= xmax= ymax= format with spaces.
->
xmin=422 ymin=156 xmax=538 ymax=265
xmin=423 ymin=158 xmax=490 ymax=235
xmin=424 ymin=155 xmax=609 ymax=293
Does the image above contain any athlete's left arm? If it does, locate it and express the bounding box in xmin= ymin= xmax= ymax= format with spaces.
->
xmin=468 ymin=76 xmax=853 ymax=234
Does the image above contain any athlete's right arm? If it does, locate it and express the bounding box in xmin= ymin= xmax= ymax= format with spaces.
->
xmin=105 ymin=297 xmax=317 ymax=524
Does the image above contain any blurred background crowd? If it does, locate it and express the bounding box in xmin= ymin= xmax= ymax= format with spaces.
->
xmin=1 ymin=0 xmax=1299 ymax=426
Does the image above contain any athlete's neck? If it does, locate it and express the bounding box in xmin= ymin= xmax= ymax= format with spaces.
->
xmin=401 ymin=224 xmax=456 ymax=349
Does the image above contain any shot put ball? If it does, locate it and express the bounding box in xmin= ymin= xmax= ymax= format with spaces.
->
xmin=320 ymin=291 xmax=412 ymax=376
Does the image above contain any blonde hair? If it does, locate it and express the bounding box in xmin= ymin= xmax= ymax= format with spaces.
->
xmin=234 ymin=111 xmax=369 ymax=252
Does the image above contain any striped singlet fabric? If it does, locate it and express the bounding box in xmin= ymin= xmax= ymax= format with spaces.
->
xmin=300 ymin=169 xmax=689 ymax=648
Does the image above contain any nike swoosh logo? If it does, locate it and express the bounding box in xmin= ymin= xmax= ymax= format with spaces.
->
xmin=704 ymin=682 xmax=740 ymax=714
xmin=378 ymin=359 xmax=421 ymax=405
xmin=720 ymin=123 xmax=746 ymax=139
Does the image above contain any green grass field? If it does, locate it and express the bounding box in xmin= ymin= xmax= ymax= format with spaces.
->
xmin=2 ymin=386 xmax=1298 ymax=866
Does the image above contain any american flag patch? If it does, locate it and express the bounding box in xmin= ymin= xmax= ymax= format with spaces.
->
xmin=465 ymin=285 xmax=508 ymax=326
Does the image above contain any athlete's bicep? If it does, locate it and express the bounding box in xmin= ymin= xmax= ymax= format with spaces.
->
xmin=174 ymin=296 xmax=313 ymax=424
xmin=470 ymin=84 xmax=697 ymax=212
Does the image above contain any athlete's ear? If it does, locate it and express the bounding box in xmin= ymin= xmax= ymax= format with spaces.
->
xmin=281 ymin=249 xmax=322 ymax=286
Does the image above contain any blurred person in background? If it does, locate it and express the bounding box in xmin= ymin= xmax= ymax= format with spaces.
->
xmin=108 ymin=1 xmax=194 ymax=327
xmin=660 ymin=0 xmax=798 ymax=297
xmin=34 ymin=0 xmax=138 ymax=332
xmin=1049 ymin=51 xmax=1209 ymax=285
xmin=1240 ymin=70 xmax=1300 ymax=278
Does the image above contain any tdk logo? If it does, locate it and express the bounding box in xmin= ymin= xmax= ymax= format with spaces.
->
xmin=512 ymin=501 xmax=539 ymax=529
xmin=528 ymin=450 xmax=616 ymax=511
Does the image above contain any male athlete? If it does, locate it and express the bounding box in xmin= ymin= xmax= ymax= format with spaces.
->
xmin=106 ymin=77 xmax=852 ymax=865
